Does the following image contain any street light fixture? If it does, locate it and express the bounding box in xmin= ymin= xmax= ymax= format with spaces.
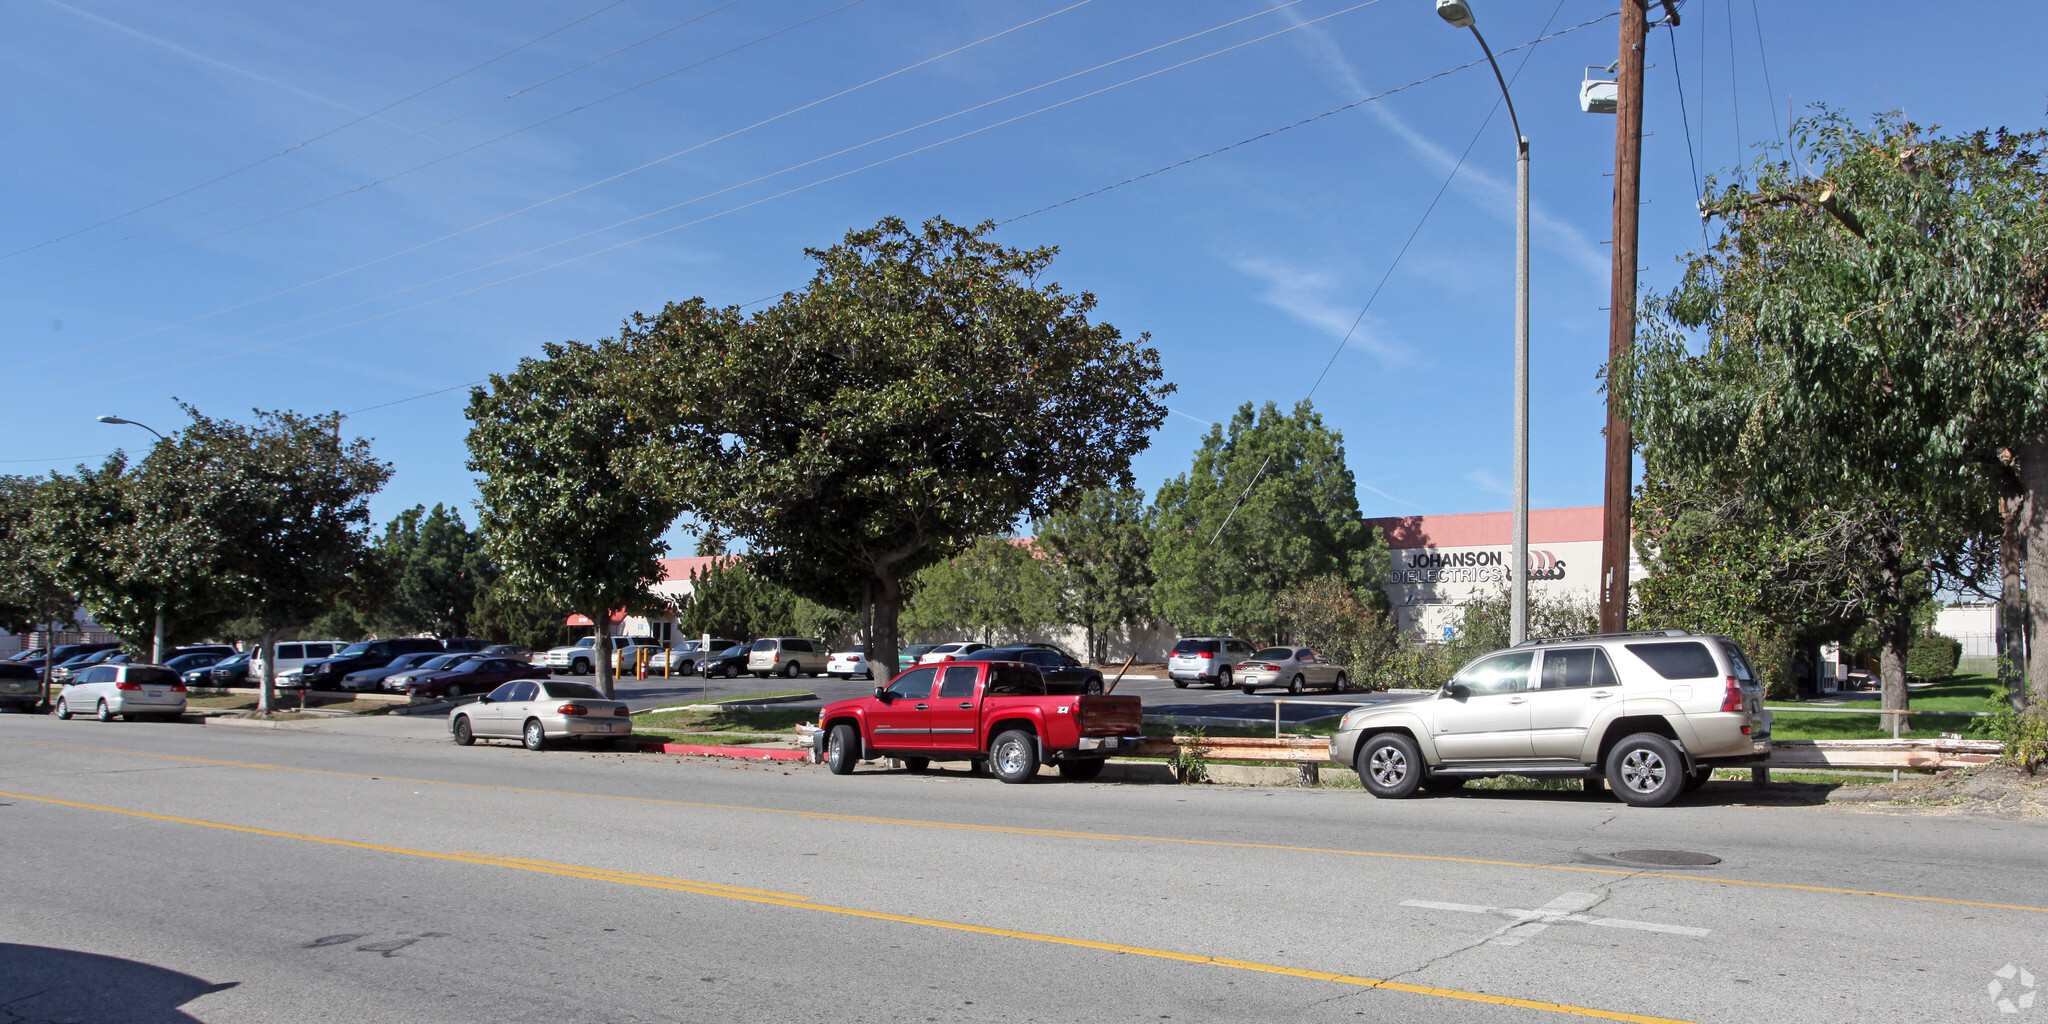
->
xmin=1435 ymin=0 xmax=1531 ymax=644
xmin=95 ymin=413 xmax=168 ymax=662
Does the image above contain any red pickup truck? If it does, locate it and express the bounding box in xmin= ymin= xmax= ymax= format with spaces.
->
xmin=816 ymin=659 xmax=1144 ymax=782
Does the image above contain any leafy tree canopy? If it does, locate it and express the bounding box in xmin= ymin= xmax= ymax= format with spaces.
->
xmin=1034 ymin=487 xmax=1153 ymax=663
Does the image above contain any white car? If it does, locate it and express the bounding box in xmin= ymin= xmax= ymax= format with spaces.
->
xmin=825 ymin=645 xmax=875 ymax=680
xmin=251 ymin=640 xmax=342 ymax=684
xmin=918 ymin=642 xmax=989 ymax=665
xmin=55 ymin=663 xmax=187 ymax=722
xmin=449 ymin=679 xmax=632 ymax=751
xmin=544 ymin=636 xmax=662 ymax=675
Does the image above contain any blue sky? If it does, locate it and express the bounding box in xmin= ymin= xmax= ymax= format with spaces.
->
xmin=4 ymin=0 xmax=2041 ymax=549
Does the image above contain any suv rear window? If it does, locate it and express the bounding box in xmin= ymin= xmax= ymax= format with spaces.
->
xmin=1172 ymin=640 xmax=1220 ymax=655
xmin=126 ymin=667 xmax=180 ymax=687
xmin=751 ymin=639 xmax=775 ymax=652
xmin=1625 ymin=641 xmax=1720 ymax=680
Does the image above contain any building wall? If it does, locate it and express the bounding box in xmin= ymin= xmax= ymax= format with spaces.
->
xmin=1935 ymin=603 xmax=2000 ymax=660
xmin=1365 ymin=507 xmax=1642 ymax=639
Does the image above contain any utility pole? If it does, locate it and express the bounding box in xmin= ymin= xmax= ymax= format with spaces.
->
xmin=1598 ymin=0 xmax=1658 ymax=633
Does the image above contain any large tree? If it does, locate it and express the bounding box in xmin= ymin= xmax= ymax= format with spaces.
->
xmin=1627 ymin=111 xmax=2029 ymax=722
xmin=0 ymin=476 xmax=77 ymax=708
xmin=375 ymin=503 xmax=485 ymax=638
xmin=1150 ymin=400 xmax=1382 ymax=644
xmin=1034 ymin=487 xmax=1153 ymax=663
xmin=467 ymin=340 xmax=680 ymax=698
xmin=609 ymin=216 xmax=1171 ymax=680
xmin=900 ymin=536 xmax=1058 ymax=647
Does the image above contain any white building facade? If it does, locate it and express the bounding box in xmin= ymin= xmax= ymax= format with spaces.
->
xmin=1364 ymin=506 xmax=1643 ymax=639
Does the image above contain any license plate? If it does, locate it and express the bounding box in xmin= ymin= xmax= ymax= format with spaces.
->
xmin=598 ymin=722 xmax=617 ymax=733
xmin=144 ymin=689 xmax=167 ymax=697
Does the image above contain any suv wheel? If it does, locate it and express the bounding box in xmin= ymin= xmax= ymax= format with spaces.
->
xmin=1606 ymin=733 xmax=1686 ymax=807
xmin=1216 ymin=667 xmax=1233 ymax=690
xmin=1356 ymin=733 xmax=1424 ymax=798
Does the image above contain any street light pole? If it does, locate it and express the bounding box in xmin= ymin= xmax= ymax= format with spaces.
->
xmin=95 ymin=414 xmax=168 ymax=662
xmin=1436 ymin=0 xmax=1530 ymax=644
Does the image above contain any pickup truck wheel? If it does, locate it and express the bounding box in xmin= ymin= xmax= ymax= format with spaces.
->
xmin=989 ymin=729 xmax=1039 ymax=784
xmin=825 ymin=724 xmax=859 ymax=775
xmin=1606 ymin=733 xmax=1685 ymax=807
xmin=1356 ymin=733 xmax=1424 ymax=799
xmin=902 ymin=756 xmax=929 ymax=772
xmin=1217 ymin=667 xmax=1233 ymax=690
xmin=1059 ymin=759 xmax=1105 ymax=781
xmin=571 ymin=659 xmax=590 ymax=676
xmin=452 ymin=716 xmax=474 ymax=746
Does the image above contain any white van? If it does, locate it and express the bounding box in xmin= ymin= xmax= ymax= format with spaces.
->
xmin=254 ymin=640 xmax=342 ymax=685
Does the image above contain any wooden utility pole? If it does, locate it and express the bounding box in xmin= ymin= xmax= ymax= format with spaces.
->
xmin=1598 ymin=0 xmax=1656 ymax=633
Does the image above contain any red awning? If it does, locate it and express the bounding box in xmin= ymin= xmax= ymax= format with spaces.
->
xmin=565 ymin=611 xmax=628 ymax=627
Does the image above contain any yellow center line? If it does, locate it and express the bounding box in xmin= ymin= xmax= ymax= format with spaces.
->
xmin=0 ymin=788 xmax=1697 ymax=1024
xmin=449 ymin=852 xmax=810 ymax=900
xmin=6 ymin=738 xmax=2044 ymax=916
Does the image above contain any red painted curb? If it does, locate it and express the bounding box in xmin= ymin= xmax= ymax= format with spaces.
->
xmin=629 ymin=741 xmax=810 ymax=761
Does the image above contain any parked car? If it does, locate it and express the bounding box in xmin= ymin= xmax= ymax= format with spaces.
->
xmin=1237 ymin=647 xmax=1351 ymax=694
xmin=648 ymin=638 xmax=739 ymax=676
xmin=897 ymin=644 xmax=937 ymax=672
xmin=959 ymin=646 xmax=1104 ymax=694
xmin=54 ymin=663 xmax=186 ymax=722
xmin=825 ymin=645 xmax=875 ymax=680
xmin=51 ymin=648 xmax=131 ymax=685
xmin=918 ymin=642 xmax=989 ymax=665
xmin=816 ymin=659 xmax=1144 ymax=782
xmin=402 ymin=657 xmax=549 ymax=702
xmin=384 ymin=653 xmax=481 ymax=693
xmin=480 ymin=644 xmax=530 ymax=660
xmin=338 ymin=652 xmax=441 ymax=692
xmin=696 ymin=644 xmax=752 ymax=679
xmin=0 ymin=661 xmax=41 ymax=712
xmin=1328 ymin=630 xmax=1772 ymax=807
xmin=207 ymin=651 xmax=251 ymax=687
xmin=449 ymin=679 xmax=632 ymax=751
xmin=748 ymin=637 xmax=823 ymax=678
xmin=1166 ymin=636 xmax=1258 ymax=689
xmin=15 ymin=641 xmax=120 ymax=674
xmin=162 ymin=651 xmax=229 ymax=677
xmin=441 ymin=637 xmax=488 ymax=653
xmin=543 ymin=636 xmax=662 ymax=675
xmin=252 ymin=640 xmax=343 ymax=685
xmin=296 ymin=637 xmax=446 ymax=689
xmin=169 ymin=644 xmax=237 ymax=659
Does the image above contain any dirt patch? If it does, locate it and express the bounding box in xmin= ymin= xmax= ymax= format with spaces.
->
xmin=1827 ymin=763 xmax=2048 ymax=816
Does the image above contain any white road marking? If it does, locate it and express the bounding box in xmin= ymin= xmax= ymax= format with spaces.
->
xmin=1402 ymin=890 xmax=1709 ymax=946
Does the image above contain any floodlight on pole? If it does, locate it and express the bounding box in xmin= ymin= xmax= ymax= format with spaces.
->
xmin=96 ymin=414 xmax=165 ymax=440
xmin=95 ymin=413 xmax=169 ymax=661
xmin=1434 ymin=0 xmax=1530 ymax=645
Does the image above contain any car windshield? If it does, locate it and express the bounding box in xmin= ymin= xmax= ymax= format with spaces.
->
xmin=418 ymin=654 xmax=466 ymax=670
xmin=719 ymin=646 xmax=747 ymax=657
xmin=218 ymin=652 xmax=249 ymax=666
xmin=545 ymin=682 xmax=605 ymax=700
xmin=1251 ymin=648 xmax=1293 ymax=661
xmin=338 ymin=642 xmax=374 ymax=656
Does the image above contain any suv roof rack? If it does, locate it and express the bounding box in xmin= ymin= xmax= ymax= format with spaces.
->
xmin=1510 ymin=628 xmax=1696 ymax=648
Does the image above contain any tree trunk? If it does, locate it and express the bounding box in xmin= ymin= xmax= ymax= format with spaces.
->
xmin=2019 ymin=439 xmax=2048 ymax=709
xmin=1873 ymin=523 xmax=1912 ymax=734
xmin=1998 ymin=483 xmax=2029 ymax=711
xmin=592 ymin=621 xmax=614 ymax=699
xmin=256 ymin=629 xmax=278 ymax=715
xmin=871 ymin=570 xmax=902 ymax=691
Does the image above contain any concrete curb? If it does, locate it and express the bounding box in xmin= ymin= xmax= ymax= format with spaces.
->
xmin=633 ymin=693 xmax=818 ymax=715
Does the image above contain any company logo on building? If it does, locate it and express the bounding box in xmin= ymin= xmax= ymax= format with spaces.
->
xmin=1390 ymin=549 xmax=1567 ymax=585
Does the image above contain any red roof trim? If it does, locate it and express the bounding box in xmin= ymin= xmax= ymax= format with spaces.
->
xmin=1365 ymin=506 xmax=1605 ymax=548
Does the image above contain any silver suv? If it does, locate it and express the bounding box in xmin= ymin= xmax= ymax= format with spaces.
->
xmin=1329 ymin=630 xmax=1771 ymax=807
xmin=1166 ymin=637 xmax=1257 ymax=689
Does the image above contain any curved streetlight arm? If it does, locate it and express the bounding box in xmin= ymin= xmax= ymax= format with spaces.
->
xmin=96 ymin=415 xmax=165 ymax=440
xmin=1464 ymin=25 xmax=1524 ymax=148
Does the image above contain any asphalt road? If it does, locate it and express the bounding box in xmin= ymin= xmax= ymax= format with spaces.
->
xmin=2 ymin=712 xmax=2041 ymax=1024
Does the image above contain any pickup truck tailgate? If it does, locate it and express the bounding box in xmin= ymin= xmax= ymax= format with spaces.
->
xmin=1077 ymin=695 xmax=1141 ymax=735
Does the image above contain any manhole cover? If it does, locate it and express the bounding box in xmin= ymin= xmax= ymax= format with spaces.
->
xmin=1610 ymin=849 xmax=1722 ymax=867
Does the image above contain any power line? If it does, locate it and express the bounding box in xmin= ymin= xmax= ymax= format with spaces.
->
xmin=0 ymin=0 xmax=846 ymax=292
xmin=1665 ymin=19 xmax=1706 ymax=248
xmin=341 ymin=380 xmax=488 ymax=417
xmin=1746 ymin=0 xmax=1786 ymax=152
xmin=0 ymin=0 xmax=634 ymax=263
xmin=1723 ymin=0 xmax=1743 ymax=171
xmin=6 ymin=0 xmax=1367 ymax=395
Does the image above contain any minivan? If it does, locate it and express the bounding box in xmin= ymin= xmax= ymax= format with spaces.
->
xmin=747 ymin=637 xmax=821 ymax=678
xmin=253 ymin=641 xmax=342 ymax=685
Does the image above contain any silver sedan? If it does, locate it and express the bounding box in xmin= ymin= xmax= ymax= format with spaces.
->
xmin=1237 ymin=647 xmax=1351 ymax=694
xmin=449 ymin=679 xmax=632 ymax=751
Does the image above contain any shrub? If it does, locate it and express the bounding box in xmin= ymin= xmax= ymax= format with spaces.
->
xmin=1906 ymin=634 xmax=1961 ymax=682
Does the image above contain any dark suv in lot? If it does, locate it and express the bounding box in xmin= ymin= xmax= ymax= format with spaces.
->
xmin=297 ymin=637 xmax=447 ymax=690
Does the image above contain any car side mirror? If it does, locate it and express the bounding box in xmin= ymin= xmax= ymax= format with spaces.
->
xmin=873 ymin=687 xmax=893 ymax=703
xmin=1447 ymin=684 xmax=1471 ymax=701
xmin=478 ymin=696 xmax=492 ymax=705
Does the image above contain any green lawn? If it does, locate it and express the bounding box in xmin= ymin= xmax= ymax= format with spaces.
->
xmin=1766 ymin=673 xmax=1999 ymax=740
